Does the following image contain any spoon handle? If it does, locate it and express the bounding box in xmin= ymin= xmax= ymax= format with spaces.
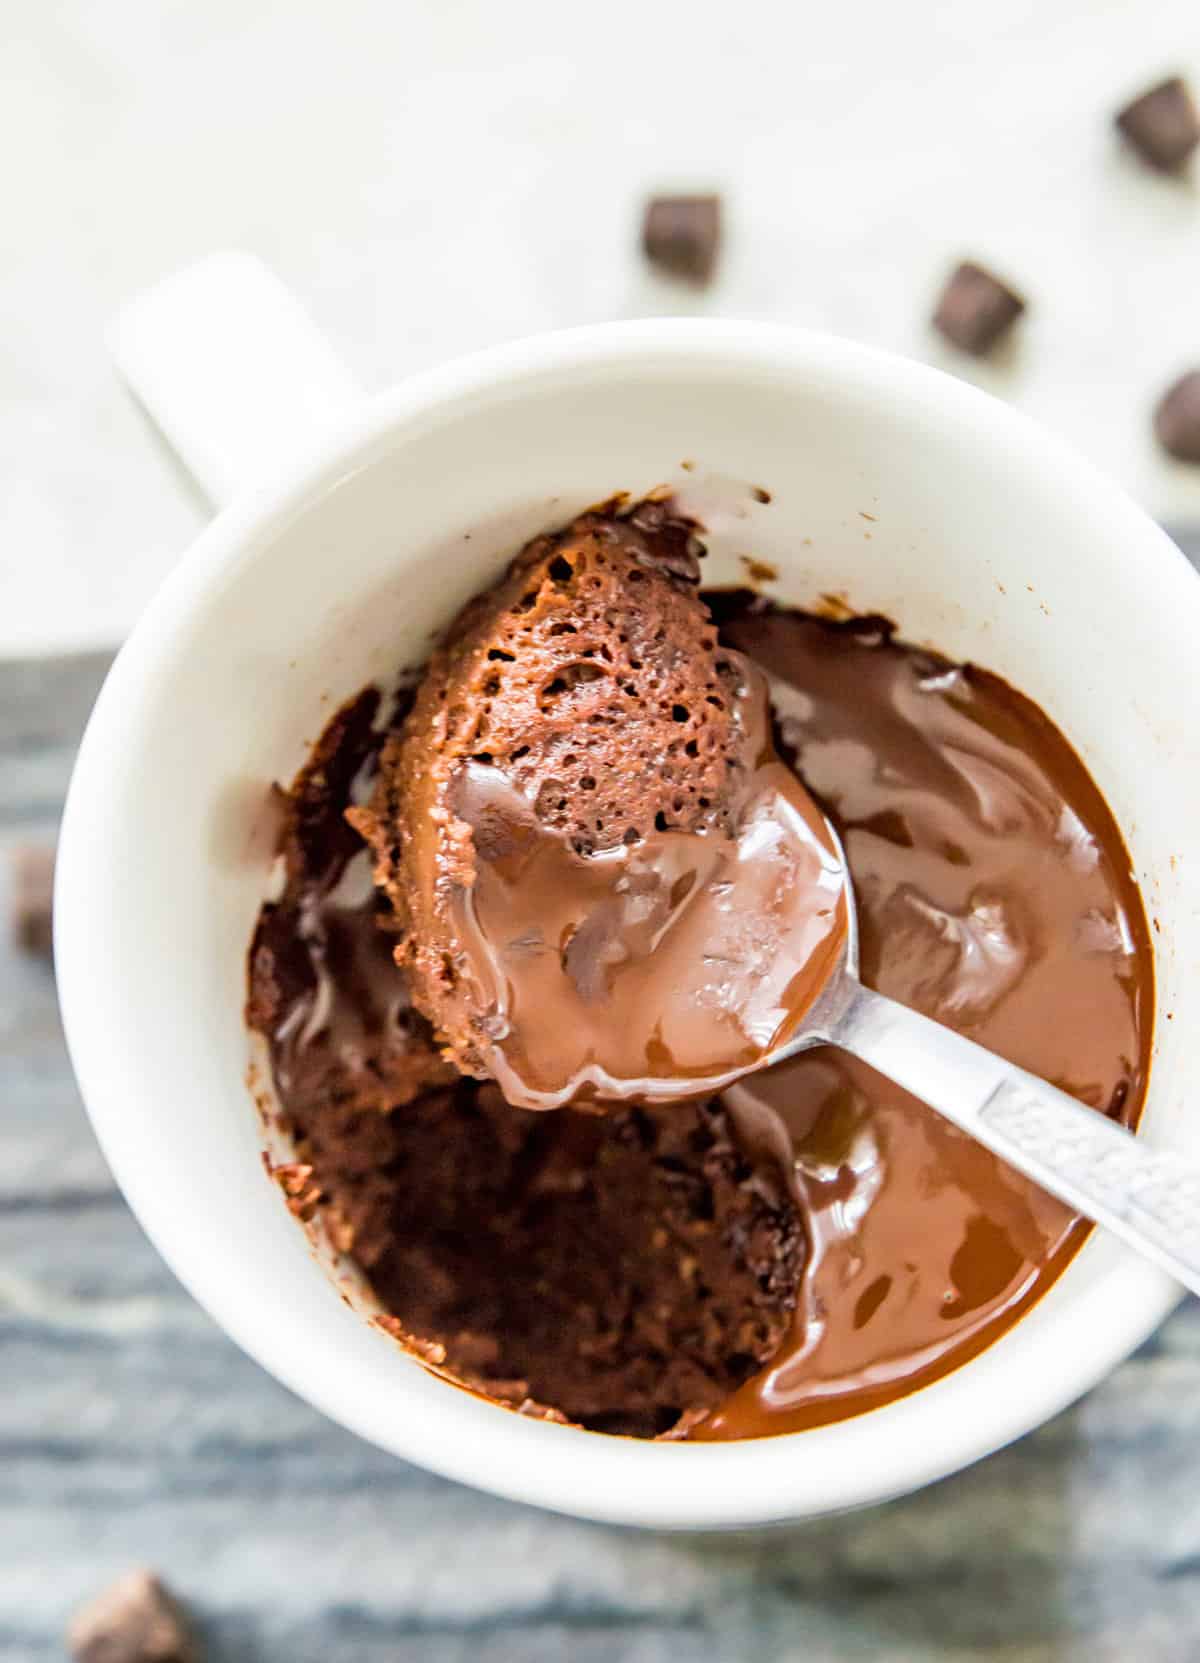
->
xmin=825 ymin=981 xmax=1200 ymax=1297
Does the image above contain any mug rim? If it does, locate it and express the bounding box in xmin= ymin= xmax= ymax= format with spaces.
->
xmin=56 ymin=318 xmax=1190 ymax=1529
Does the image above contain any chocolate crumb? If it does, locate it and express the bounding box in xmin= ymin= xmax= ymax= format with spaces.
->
xmin=68 ymin=1569 xmax=198 ymax=1663
xmin=273 ymin=1160 xmax=315 ymax=1197
xmin=1154 ymin=370 xmax=1200 ymax=463
xmin=272 ymin=1160 xmax=322 ymax=1221
xmin=325 ymin=1204 xmax=357 ymax=1254
xmin=9 ymin=843 xmax=55 ymax=958
xmin=740 ymin=555 xmax=779 ymax=584
xmin=932 ymin=261 xmax=1025 ymax=356
xmin=642 ymin=195 xmax=722 ymax=283
xmin=1116 ymin=76 xmax=1200 ymax=172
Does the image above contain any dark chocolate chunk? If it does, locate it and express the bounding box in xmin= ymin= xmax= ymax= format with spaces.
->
xmin=68 ymin=1569 xmax=198 ymax=1663
xmin=642 ymin=195 xmax=721 ymax=283
xmin=1155 ymin=370 xmax=1200 ymax=463
xmin=1116 ymin=76 xmax=1200 ymax=172
xmin=9 ymin=843 xmax=55 ymax=957
xmin=932 ymin=261 xmax=1026 ymax=356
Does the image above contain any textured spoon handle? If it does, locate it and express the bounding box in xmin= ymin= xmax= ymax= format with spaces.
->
xmin=826 ymin=982 xmax=1200 ymax=1295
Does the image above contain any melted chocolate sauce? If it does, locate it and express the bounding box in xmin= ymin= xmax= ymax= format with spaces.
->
xmin=697 ymin=600 xmax=1152 ymax=1437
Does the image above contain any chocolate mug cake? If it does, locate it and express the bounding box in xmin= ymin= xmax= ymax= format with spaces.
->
xmin=248 ymin=496 xmax=1152 ymax=1439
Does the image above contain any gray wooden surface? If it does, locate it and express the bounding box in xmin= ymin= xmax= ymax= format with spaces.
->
xmin=4 ymin=541 xmax=1200 ymax=1662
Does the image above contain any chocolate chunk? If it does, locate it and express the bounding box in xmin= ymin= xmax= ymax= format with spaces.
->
xmin=68 ymin=1569 xmax=198 ymax=1663
xmin=1116 ymin=77 xmax=1200 ymax=172
xmin=932 ymin=262 xmax=1025 ymax=356
xmin=1155 ymin=370 xmax=1200 ymax=463
xmin=642 ymin=195 xmax=721 ymax=283
xmin=9 ymin=843 xmax=55 ymax=957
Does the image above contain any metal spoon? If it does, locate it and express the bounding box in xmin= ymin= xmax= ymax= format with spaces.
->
xmin=766 ymin=821 xmax=1200 ymax=1297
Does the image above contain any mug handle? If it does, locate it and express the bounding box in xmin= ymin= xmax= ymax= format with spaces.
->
xmin=107 ymin=252 xmax=362 ymax=510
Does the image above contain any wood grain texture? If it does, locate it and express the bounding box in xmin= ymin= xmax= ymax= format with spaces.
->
xmin=4 ymin=537 xmax=1199 ymax=1662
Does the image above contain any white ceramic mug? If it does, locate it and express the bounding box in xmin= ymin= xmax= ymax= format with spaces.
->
xmin=57 ymin=253 xmax=1200 ymax=1530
